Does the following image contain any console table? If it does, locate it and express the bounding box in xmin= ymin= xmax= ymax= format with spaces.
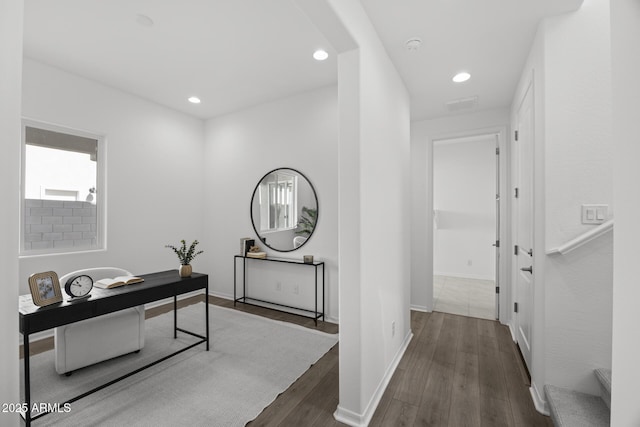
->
xmin=18 ymin=270 xmax=209 ymax=426
xmin=233 ymin=255 xmax=325 ymax=324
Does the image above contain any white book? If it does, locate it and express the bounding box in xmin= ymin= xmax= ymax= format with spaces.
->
xmin=94 ymin=276 xmax=144 ymax=289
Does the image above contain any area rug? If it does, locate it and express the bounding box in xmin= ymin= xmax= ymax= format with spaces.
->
xmin=21 ymin=302 xmax=338 ymax=426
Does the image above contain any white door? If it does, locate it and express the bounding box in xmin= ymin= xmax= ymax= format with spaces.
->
xmin=514 ymin=81 xmax=534 ymax=371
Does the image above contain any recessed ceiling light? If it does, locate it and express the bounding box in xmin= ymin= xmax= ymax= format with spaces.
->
xmin=452 ymin=72 xmax=471 ymax=83
xmin=136 ymin=14 xmax=154 ymax=27
xmin=313 ymin=50 xmax=329 ymax=61
xmin=188 ymin=96 xmax=201 ymax=104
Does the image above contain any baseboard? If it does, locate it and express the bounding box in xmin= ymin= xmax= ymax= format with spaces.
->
xmin=507 ymin=322 xmax=517 ymax=342
xmin=334 ymin=405 xmax=364 ymax=427
xmin=211 ymin=290 xmax=340 ymax=324
xmin=208 ymin=290 xmax=234 ymax=301
xmin=410 ymin=304 xmax=428 ymax=312
xmin=334 ymin=330 xmax=414 ymax=426
xmin=530 ymin=381 xmax=550 ymax=415
xmin=434 ymin=271 xmax=495 ymax=281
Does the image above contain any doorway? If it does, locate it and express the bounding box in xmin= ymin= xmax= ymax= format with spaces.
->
xmin=432 ymin=133 xmax=500 ymax=320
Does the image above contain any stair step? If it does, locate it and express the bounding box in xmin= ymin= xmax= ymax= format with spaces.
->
xmin=545 ymin=384 xmax=610 ymax=427
xmin=594 ymin=368 xmax=612 ymax=410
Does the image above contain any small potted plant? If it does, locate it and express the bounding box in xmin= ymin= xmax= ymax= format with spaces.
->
xmin=165 ymin=239 xmax=203 ymax=278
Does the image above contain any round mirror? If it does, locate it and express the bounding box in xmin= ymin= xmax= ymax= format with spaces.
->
xmin=250 ymin=168 xmax=318 ymax=252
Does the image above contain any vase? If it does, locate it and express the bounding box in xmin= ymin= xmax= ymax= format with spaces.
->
xmin=179 ymin=264 xmax=192 ymax=278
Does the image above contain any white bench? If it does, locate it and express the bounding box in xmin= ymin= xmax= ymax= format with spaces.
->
xmin=54 ymin=267 xmax=145 ymax=375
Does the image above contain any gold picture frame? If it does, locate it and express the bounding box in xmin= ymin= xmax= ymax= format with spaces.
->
xmin=28 ymin=271 xmax=63 ymax=306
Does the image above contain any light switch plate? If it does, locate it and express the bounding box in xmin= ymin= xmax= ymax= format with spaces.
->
xmin=582 ymin=204 xmax=608 ymax=224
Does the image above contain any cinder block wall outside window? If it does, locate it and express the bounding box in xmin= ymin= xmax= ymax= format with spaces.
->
xmin=24 ymin=199 xmax=97 ymax=250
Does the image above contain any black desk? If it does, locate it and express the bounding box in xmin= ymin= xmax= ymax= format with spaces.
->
xmin=18 ymin=270 xmax=209 ymax=426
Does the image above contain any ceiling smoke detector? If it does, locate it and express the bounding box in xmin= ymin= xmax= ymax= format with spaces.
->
xmin=405 ymin=37 xmax=423 ymax=51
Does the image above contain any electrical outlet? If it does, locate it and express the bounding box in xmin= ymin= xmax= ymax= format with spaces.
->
xmin=276 ymin=282 xmax=281 ymax=291
xmin=293 ymin=284 xmax=299 ymax=295
xmin=391 ymin=321 xmax=396 ymax=337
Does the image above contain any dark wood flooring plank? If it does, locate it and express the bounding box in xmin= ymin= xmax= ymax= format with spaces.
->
xmin=413 ymin=359 xmax=455 ymax=427
xmin=480 ymin=394 xmax=515 ymax=427
xmin=449 ymin=351 xmax=481 ymax=427
xmin=457 ymin=315 xmax=479 ymax=356
xmin=394 ymin=312 xmax=445 ymax=406
xmin=370 ymin=368 xmax=406 ymax=427
xmin=478 ymin=333 xmax=509 ymax=402
xmin=499 ymin=346 xmax=550 ymax=427
xmin=378 ymin=398 xmax=419 ymax=427
xmin=249 ymin=344 xmax=338 ymax=426
xmin=277 ymin=370 xmax=339 ymax=426
xmin=495 ymin=321 xmax=515 ymax=354
xmin=432 ymin=314 xmax=461 ymax=367
xmin=477 ymin=318 xmax=497 ymax=340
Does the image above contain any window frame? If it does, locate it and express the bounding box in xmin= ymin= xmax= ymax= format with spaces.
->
xmin=20 ymin=119 xmax=106 ymax=257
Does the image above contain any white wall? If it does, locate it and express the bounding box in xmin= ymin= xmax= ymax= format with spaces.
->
xmin=610 ymin=0 xmax=640 ymax=424
xmin=0 ymin=0 xmax=23 ymax=424
xmin=433 ymin=137 xmax=496 ymax=280
xmin=20 ymin=59 xmax=205 ymax=296
xmin=542 ymin=0 xmax=613 ymax=396
xmin=202 ymin=85 xmax=339 ymax=320
xmin=302 ymin=1 xmax=412 ymax=424
xmin=296 ymin=0 xmax=411 ymax=423
xmin=411 ymin=109 xmax=509 ymax=312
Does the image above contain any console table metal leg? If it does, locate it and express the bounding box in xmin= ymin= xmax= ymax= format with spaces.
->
xmin=23 ymin=332 xmax=31 ymax=426
xmin=322 ymin=263 xmax=325 ymax=322
xmin=314 ymin=265 xmax=318 ymax=326
xmin=233 ymin=257 xmax=237 ymax=307
xmin=205 ymin=283 xmax=210 ymax=351
xmin=173 ymin=295 xmax=177 ymax=339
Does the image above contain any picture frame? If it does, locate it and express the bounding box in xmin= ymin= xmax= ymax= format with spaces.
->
xmin=28 ymin=271 xmax=63 ymax=306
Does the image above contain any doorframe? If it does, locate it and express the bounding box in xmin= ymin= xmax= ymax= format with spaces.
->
xmin=427 ymin=125 xmax=510 ymax=323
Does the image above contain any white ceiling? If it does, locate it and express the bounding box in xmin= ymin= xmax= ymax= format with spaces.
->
xmin=360 ymin=0 xmax=583 ymax=120
xmin=23 ymin=0 xmax=338 ymax=119
xmin=23 ymin=0 xmax=583 ymax=122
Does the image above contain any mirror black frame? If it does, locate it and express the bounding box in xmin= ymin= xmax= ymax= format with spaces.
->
xmin=250 ymin=167 xmax=319 ymax=252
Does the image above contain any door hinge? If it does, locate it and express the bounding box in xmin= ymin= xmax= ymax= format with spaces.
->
xmin=496 ymin=286 xmax=500 ymax=294
xmin=514 ymin=187 xmax=519 ymax=198
xmin=514 ymin=302 xmax=519 ymax=313
xmin=514 ymin=245 xmax=519 ymax=255
xmin=496 ymin=147 xmax=500 ymax=155
xmin=515 ymin=130 xmax=519 ymax=141
xmin=495 ymin=240 xmax=500 ymax=248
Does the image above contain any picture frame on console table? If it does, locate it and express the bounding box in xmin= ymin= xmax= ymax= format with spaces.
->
xmin=28 ymin=271 xmax=63 ymax=306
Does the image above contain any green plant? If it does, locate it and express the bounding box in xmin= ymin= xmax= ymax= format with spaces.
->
xmin=295 ymin=207 xmax=317 ymax=237
xmin=165 ymin=239 xmax=203 ymax=265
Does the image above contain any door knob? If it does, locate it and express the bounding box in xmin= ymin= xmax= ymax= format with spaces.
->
xmin=520 ymin=266 xmax=533 ymax=273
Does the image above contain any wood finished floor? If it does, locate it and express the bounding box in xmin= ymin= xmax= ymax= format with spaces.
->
xmin=20 ymin=296 xmax=550 ymax=426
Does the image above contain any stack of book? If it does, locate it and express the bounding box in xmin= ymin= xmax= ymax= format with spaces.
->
xmin=240 ymin=237 xmax=255 ymax=256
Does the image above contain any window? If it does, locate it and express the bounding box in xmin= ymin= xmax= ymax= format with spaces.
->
xmin=21 ymin=122 xmax=104 ymax=254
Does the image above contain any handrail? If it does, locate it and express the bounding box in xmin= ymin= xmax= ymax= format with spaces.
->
xmin=546 ymin=219 xmax=613 ymax=255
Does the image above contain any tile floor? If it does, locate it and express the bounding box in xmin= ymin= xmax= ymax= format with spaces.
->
xmin=433 ymin=275 xmax=496 ymax=320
